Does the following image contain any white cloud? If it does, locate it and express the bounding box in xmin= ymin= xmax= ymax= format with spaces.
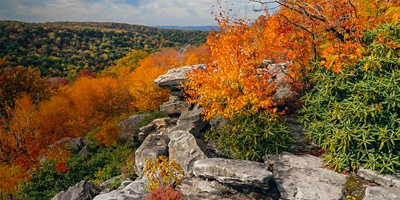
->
xmin=0 ymin=0 xmax=266 ymax=26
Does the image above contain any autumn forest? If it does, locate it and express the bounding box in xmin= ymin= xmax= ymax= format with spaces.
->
xmin=1 ymin=0 xmax=400 ymax=199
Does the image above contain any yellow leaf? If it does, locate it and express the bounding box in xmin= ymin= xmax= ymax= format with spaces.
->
xmin=364 ymin=62 xmax=369 ymax=71
xmin=386 ymin=50 xmax=391 ymax=58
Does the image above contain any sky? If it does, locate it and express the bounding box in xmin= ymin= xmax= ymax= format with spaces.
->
xmin=0 ymin=0 xmax=271 ymax=26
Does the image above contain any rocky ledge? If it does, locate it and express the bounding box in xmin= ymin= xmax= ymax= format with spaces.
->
xmin=53 ymin=63 xmax=400 ymax=200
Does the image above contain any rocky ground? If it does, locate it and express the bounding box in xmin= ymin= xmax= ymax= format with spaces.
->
xmin=52 ymin=64 xmax=400 ymax=200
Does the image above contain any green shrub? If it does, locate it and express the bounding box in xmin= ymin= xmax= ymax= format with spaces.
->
xmin=21 ymin=160 xmax=72 ymax=200
xmin=22 ymin=143 xmax=136 ymax=199
xmin=90 ymin=144 xmax=135 ymax=183
xmin=299 ymin=22 xmax=400 ymax=173
xmin=206 ymin=110 xmax=292 ymax=161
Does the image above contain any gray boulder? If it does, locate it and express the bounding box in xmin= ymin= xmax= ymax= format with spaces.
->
xmin=363 ymin=186 xmax=400 ymax=200
xmin=51 ymin=180 xmax=101 ymax=200
xmin=70 ymin=138 xmax=90 ymax=157
xmin=273 ymin=152 xmax=346 ymax=200
xmin=170 ymin=89 xmax=185 ymax=98
xmin=179 ymin=177 xmax=250 ymax=200
xmin=138 ymin=117 xmax=172 ymax=141
xmin=168 ymin=130 xmax=208 ymax=175
xmin=153 ymin=65 xmax=206 ymax=90
xmin=159 ymin=96 xmax=190 ymax=117
xmin=168 ymin=106 xmax=208 ymax=139
xmin=69 ymin=137 xmax=86 ymax=151
xmin=93 ymin=178 xmax=148 ymax=200
xmin=118 ymin=113 xmax=150 ymax=142
xmin=193 ymin=158 xmax=273 ymax=190
xmin=357 ymin=167 xmax=400 ymax=187
xmin=134 ymin=134 xmax=170 ymax=178
xmin=77 ymin=145 xmax=90 ymax=157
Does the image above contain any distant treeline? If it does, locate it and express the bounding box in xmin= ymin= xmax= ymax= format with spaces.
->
xmin=0 ymin=21 xmax=209 ymax=78
xmin=153 ymin=26 xmax=218 ymax=31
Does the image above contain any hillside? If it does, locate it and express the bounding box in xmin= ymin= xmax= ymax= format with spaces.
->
xmin=0 ymin=21 xmax=209 ymax=78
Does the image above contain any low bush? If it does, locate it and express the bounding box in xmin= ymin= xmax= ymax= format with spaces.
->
xmin=299 ymin=22 xmax=400 ymax=173
xmin=22 ymin=143 xmax=136 ymax=199
xmin=146 ymin=185 xmax=184 ymax=200
xmin=21 ymin=160 xmax=73 ymax=200
xmin=144 ymin=155 xmax=184 ymax=192
xmin=206 ymin=110 xmax=292 ymax=161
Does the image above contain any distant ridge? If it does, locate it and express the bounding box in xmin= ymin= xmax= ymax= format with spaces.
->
xmin=154 ymin=26 xmax=218 ymax=31
xmin=0 ymin=21 xmax=209 ymax=77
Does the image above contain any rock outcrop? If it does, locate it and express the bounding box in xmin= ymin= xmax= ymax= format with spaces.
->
xmin=179 ymin=177 xmax=252 ymax=200
xmin=93 ymin=179 xmax=148 ymax=200
xmin=154 ymin=65 xmax=206 ymax=118
xmin=159 ymin=96 xmax=190 ymax=117
xmin=69 ymin=137 xmax=87 ymax=152
xmin=168 ymin=105 xmax=208 ymax=139
xmin=193 ymin=158 xmax=273 ymax=190
xmin=118 ymin=113 xmax=150 ymax=142
xmin=357 ymin=167 xmax=400 ymax=187
xmin=138 ymin=117 xmax=172 ymax=141
xmin=357 ymin=167 xmax=400 ymax=200
xmin=153 ymin=64 xmax=206 ymax=92
xmin=363 ymin=186 xmax=400 ymax=200
xmin=168 ymin=130 xmax=209 ymax=175
xmin=51 ymin=180 xmax=101 ymax=200
xmin=67 ymin=64 xmax=400 ymax=200
xmin=134 ymin=134 xmax=170 ymax=178
xmin=69 ymin=137 xmax=91 ymax=157
xmin=273 ymin=152 xmax=347 ymax=200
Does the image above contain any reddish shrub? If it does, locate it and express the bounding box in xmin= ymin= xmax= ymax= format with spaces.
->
xmin=146 ymin=185 xmax=183 ymax=200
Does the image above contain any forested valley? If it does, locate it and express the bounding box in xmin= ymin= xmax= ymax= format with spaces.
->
xmin=0 ymin=21 xmax=208 ymax=78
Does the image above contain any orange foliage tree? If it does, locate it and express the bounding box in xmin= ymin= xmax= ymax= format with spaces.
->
xmin=0 ymin=94 xmax=41 ymax=169
xmin=0 ymin=94 xmax=69 ymax=198
xmin=185 ymin=4 xmax=281 ymax=120
xmin=121 ymin=46 xmax=210 ymax=113
xmin=0 ymin=163 xmax=27 ymax=199
xmin=253 ymin=0 xmax=399 ymax=74
xmin=0 ymin=63 xmax=51 ymax=118
xmin=185 ymin=0 xmax=399 ymax=120
xmin=37 ymin=75 xmax=135 ymax=146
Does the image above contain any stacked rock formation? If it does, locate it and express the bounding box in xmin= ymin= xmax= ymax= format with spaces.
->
xmin=53 ymin=63 xmax=400 ymax=200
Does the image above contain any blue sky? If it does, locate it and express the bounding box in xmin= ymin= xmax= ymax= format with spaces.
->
xmin=0 ymin=0 xmax=270 ymax=26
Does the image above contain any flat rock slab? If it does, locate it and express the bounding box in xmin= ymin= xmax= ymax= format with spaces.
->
xmin=93 ymin=178 xmax=148 ymax=200
xmin=179 ymin=177 xmax=247 ymax=200
xmin=153 ymin=65 xmax=206 ymax=89
xmin=363 ymin=186 xmax=400 ymax=200
xmin=357 ymin=167 xmax=400 ymax=187
xmin=273 ymin=153 xmax=346 ymax=200
xmin=193 ymin=158 xmax=272 ymax=190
